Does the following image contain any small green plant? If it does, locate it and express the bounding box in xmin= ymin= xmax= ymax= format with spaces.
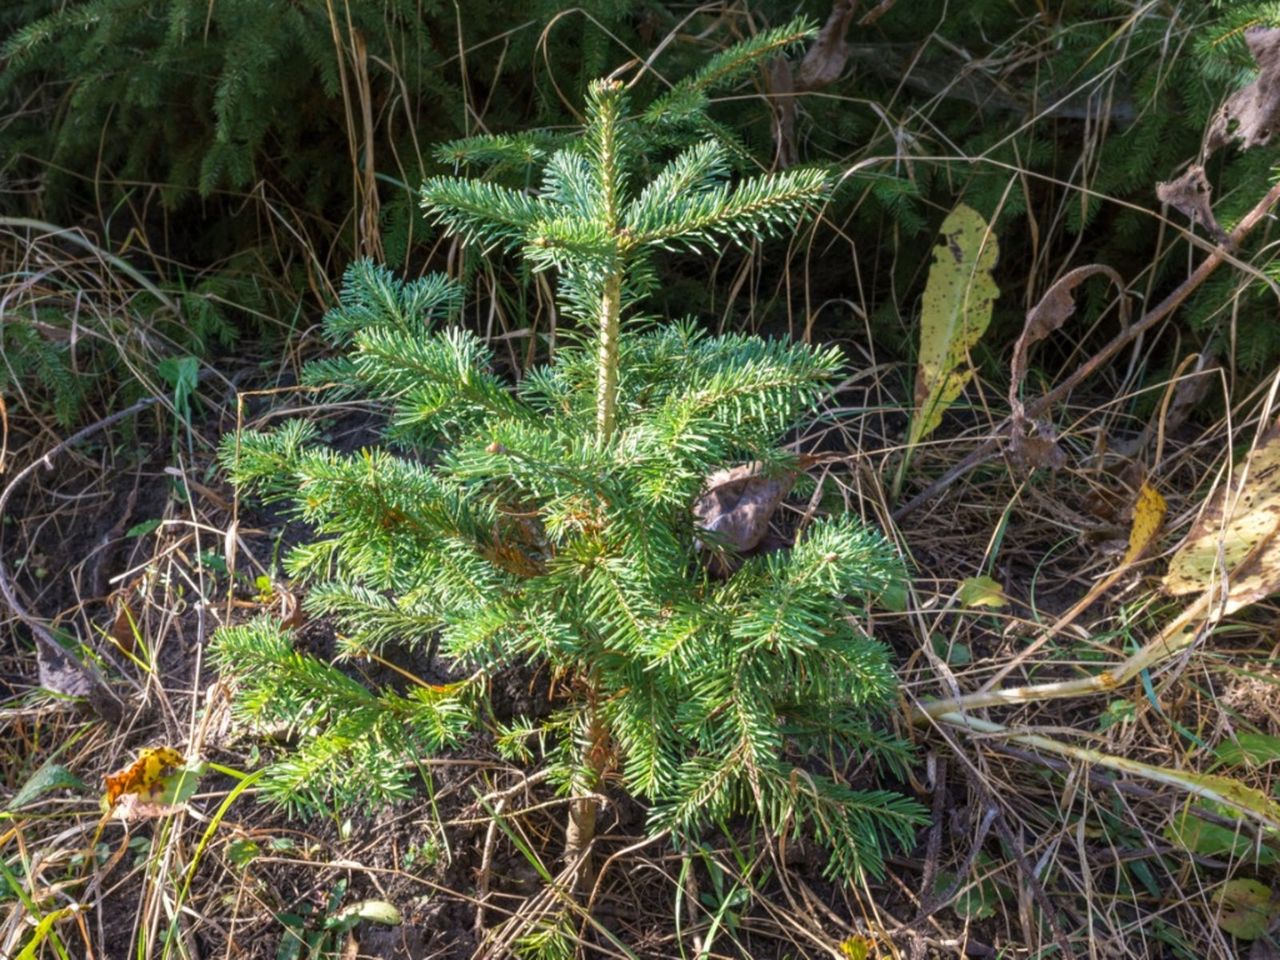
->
xmin=214 ymin=66 xmax=923 ymax=890
xmin=273 ymin=878 xmax=401 ymax=960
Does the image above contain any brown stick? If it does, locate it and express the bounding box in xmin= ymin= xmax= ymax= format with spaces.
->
xmin=562 ymin=699 xmax=609 ymax=894
xmin=893 ymin=179 xmax=1280 ymax=521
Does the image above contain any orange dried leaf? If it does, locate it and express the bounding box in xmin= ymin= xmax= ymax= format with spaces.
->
xmin=108 ymin=597 xmax=140 ymax=655
xmin=104 ymin=746 xmax=184 ymax=806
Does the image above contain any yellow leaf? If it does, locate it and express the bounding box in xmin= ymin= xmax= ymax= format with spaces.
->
xmin=908 ymin=204 xmax=999 ymax=446
xmin=1122 ymin=481 xmax=1166 ymax=565
xmin=958 ymin=575 xmax=1008 ymax=608
xmin=1164 ymin=419 xmax=1280 ymax=614
xmin=839 ymin=935 xmax=873 ymax=960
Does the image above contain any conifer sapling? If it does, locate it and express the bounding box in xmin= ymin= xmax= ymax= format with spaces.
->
xmin=214 ymin=59 xmax=924 ymax=896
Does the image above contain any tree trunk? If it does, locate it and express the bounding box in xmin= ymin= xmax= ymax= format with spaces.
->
xmin=563 ymin=700 xmax=608 ymax=893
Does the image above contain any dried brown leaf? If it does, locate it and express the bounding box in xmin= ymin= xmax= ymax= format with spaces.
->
xmin=109 ymin=594 xmax=139 ymax=655
xmin=112 ymin=791 xmax=187 ymax=821
xmin=1157 ymin=165 xmax=1227 ymax=242
xmin=278 ymin=585 xmax=305 ymax=630
xmin=1009 ymin=430 xmax=1067 ymax=472
xmin=798 ymin=0 xmax=859 ymax=90
xmin=36 ymin=644 xmax=93 ymax=699
xmin=1008 ymin=265 xmax=1128 ymax=470
xmin=1207 ymin=28 xmax=1280 ymax=155
xmin=1166 ymin=352 xmax=1217 ymax=435
xmin=693 ymin=462 xmax=797 ymax=576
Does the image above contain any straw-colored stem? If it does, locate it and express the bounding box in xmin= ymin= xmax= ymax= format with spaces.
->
xmin=912 ymin=592 xmax=1212 ymax=723
xmin=933 ymin=710 xmax=1280 ymax=828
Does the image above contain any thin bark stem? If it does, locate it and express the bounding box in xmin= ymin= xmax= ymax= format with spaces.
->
xmin=595 ymin=272 xmax=623 ymax=442
xmin=563 ymin=698 xmax=608 ymax=893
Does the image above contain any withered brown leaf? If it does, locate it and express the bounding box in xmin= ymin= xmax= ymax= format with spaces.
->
xmin=1008 ymin=265 xmax=1128 ymax=471
xmin=693 ymin=462 xmax=797 ymax=577
xmin=1157 ymin=165 xmax=1227 ymax=243
xmin=1206 ymin=28 xmax=1280 ymax=155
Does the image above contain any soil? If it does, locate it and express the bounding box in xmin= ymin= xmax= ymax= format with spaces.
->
xmin=1 ymin=401 xmax=952 ymax=960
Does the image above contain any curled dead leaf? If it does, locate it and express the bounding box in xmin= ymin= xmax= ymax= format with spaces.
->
xmin=112 ymin=790 xmax=188 ymax=821
xmin=1008 ymin=265 xmax=1128 ymax=470
xmin=1157 ymin=165 xmax=1227 ymax=243
xmin=108 ymin=589 xmax=141 ymax=655
xmin=772 ymin=1 xmax=857 ymax=166
xmin=277 ymin=583 xmax=305 ymax=630
xmin=1207 ymin=28 xmax=1280 ymax=156
xmin=1008 ymin=420 xmax=1067 ymax=472
xmin=1166 ymin=352 xmax=1217 ymax=436
xmin=798 ymin=0 xmax=858 ymax=90
xmin=693 ymin=462 xmax=798 ymax=577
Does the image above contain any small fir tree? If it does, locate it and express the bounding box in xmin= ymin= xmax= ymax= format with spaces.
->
xmin=214 ymin=73 xmax=923 ymax=890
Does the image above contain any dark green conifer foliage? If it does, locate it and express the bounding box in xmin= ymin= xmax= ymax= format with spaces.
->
xmin=214 ymin=64 xmax=925 ymax=882
xmin=0 ymin=0 xmax=659 ymax=272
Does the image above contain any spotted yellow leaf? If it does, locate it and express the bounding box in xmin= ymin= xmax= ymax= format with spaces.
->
xmin=1164 ymin=419 xmax=1280 ymax=614
xmin=1216 ymin=878 xmax=1280 ymax=940
xmin=908 ymin=204 xmax=999 ymax=446
xmin=1122 ymin=481 xmax=1166 ymax=566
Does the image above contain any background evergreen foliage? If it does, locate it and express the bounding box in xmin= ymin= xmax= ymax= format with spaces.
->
xmin=809 ymin=0 xmax=1280 ymax=375
xmin=214 ymin=63 xmax=927 ymax=879
xmin=0 ymin=0 xmax=675 ymax=270
xmin=5 ymin=2 xmax=1280 ymax=394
